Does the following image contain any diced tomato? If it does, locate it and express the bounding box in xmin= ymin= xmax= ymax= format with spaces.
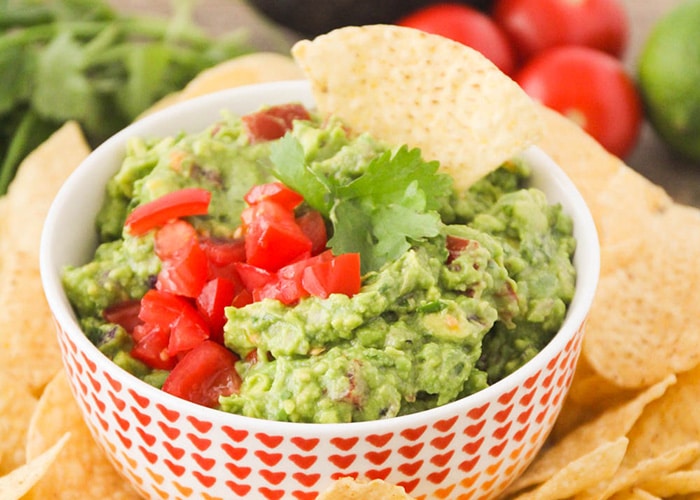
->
xmin=296 ymin=209 xmax=328 ymax=255
xmin=138 ymin=289 xmax=192 ymax=330
xmin=199 ymin=236 xmax=246 ymax=282
xmin=167 ymin=305 xmax=211 ymax=356
xmin=103 ymin=299 xmax=142 ymax=333
xmin=231 ymin=288 xmax=254 ymax=308
xmin=162 ymin=340 xmax=242 ymax=408
xmin=243 ymin=200 xmax=312 ymax=272
xmin=242 ymin=103 xmax=311 ymax=143
xmin=196 ymin=277 xmax=237 ymax=343
xmin=233 ymin=262 xmax=276 ymax=291
xmin=446 ymin=235 xmax=472 ymax=263
xmin=301 ymin=253 xmax=362 ymax=299
xmin=124 ymin=187 xmax=211 ymax=236
xmin=155 ymin=220 xmax=208 ymax=297
xmin=254 ymin=250 xmax=334 ymax=305
xmin=130 ymin=324 xmax=177 ymax=370
xmin=244 ymin=182 xmax=304 ymax=211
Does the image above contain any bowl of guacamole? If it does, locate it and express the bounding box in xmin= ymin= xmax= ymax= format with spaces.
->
xmin=40 ymin=80 xmax=599 ymax=499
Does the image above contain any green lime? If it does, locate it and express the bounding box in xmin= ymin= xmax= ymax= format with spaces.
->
xmin=637 ymin=0 xmax=700 ymax=161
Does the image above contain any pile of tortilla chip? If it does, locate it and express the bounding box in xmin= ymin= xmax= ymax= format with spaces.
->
xmin=1 ymin=23 xmax=700 ymax=500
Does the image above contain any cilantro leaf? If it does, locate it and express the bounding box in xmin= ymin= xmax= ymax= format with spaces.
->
xmin=271 ymin=136 xmax=454 ymax=274
xmin=270 ymin=134 xmax=334 ymax=214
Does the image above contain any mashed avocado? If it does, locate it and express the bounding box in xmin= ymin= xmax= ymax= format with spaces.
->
xmin=62 ymin=105 xmax=576 ymax=423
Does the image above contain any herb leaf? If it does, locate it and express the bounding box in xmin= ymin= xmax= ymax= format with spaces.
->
xmin=271 ymin=136 xmax=453 ymax=273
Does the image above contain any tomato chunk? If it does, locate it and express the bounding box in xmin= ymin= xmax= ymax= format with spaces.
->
xmin=244 ymin=182 xmax=304 ymax=211
xmin=242 ymin=103 xmax=311 ymax=143
xmin=196 ymin=277 xmax=237 ymax=343
xmin=162 ymin=341 xmax=242 ymax=408
xmin=124 ymin=187 xmax=211 ymax=236
xmin=155 ymin=220 xmax=209 ymax=298
xmin=243 ymin=200 xmax=312 ymax=272
xmin=130 ymin=324 xmax=177 ymax=370
xmin=103 ymin=299 xmax=142 ymax=333
xmin=302 ymin=253 xmax=362 ymax=299
xmin=296 ymin=209 xmax=328 ymax=255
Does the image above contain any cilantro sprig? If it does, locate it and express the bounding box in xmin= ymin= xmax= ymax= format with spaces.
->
xmin=0 ymin=0 xmax=254 ymax=194
xmin=270 ymin=134 xmax=453 ymax=273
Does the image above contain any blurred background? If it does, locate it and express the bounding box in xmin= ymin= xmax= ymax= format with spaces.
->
xmin=4 ymin=0 xmax=698 ymax=206
xmin=111 ymin=0 xmax=700 ymax=208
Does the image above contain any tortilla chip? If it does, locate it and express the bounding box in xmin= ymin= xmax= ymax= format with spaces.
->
xmin=639 ymin=470 xmax=700 ymax=497
xmin=0 ymin=433 xmax=68 ymax=500
xmin=508 ymin=375 xmax=675 ymax=492
xmin=513 ymin=438 xmax=628 ymax=500
xmin=536 ymin=105 xmax=622 ymax=204
xmin=583 ymin=204 xmax=700 ymax=388
xmin=24 ymin=370 xmax=140 ymax=499
xmin=610 ymin=488 xmax=662 ymax=500
xmin=0 ymin=372 xmax=37 ymax=475
xmin=576 ymin=442 xmax=700 ymax=500
xmin=0 ymin=122 xmax=90 ymax=396
xmin=318 ymin=477 xmax=415 ymax=499
xmin=179 ymin=52 xmax=303 ymax=100
xmin=292 ymin=24 xmax=542 ymax=190
xmin=623 ymin=363 xmax=700 ymax=467
xmin=0 ymin=250 xmax=63 ymax=395
xmin=3 ymin=121 xmax=90 ymax=257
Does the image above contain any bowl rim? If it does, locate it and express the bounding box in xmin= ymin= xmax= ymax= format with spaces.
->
xmin=40 ymin=79 xmax=600 ymax=433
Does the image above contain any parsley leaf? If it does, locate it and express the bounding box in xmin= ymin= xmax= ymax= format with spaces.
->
xmin=271 ymin=136 xmax=453 ymax=274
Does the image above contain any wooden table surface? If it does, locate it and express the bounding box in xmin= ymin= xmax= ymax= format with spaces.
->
xmin=111 ymin=0 xmax=700 ymax=208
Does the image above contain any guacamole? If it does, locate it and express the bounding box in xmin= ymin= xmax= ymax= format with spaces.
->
xmin=62 ymin=104 xmax=576 ymax=423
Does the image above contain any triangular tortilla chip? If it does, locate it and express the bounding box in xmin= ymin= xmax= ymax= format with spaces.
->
xmin=292 ymin=24 xmax=542 ymax=190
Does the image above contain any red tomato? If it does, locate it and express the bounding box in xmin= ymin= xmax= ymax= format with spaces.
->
xmin=233 ymin=262 xmax=276 ymax=291
xmin=254 ymin=251 xmax=333 ymax=305
xmin=244 ymin=182 xmax=304 ymax=211
xmin=493 ymin=0 xmax=629 ymax=62
xmin=243 ymin=200 xmax=312 ymax=272
xmin=135 ymin=289 xmax=211 ymax=357
xmin=130 ymin=324 xmax=177 ymax=370
xmin=155 ymin=220 xmax=209 ymax=298
xmin=301 ymin=253 xmax=362 ymax=299
xmin=102 ymin=299 xmax=142 ymax=333
xmin=167 ymin=305 xmax=211 ymax=356
xmin=124 ymin=187 xmax=211 ymax=236
xmin=397 ymin=3 xmax=516 ymax=75
xmin=199 ymin=236 xmax=246 ymax=282
xmin=162 ymin=340 xmax=242 ymax=408
xmin=515 ymin=46 xmax=642 ymax=158
xmin=138 ymin=289 xmax=189 ymax=326
xmin=242 ymin=103 xmax=311 ymax=143
xmin=196 ymin=277 xmax=237 ymax=343
xmin=295 ymin=210 xmax=328 ymax=256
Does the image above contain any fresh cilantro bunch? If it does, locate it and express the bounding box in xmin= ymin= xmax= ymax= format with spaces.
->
xmin=271 ymin=134 xmax=454 ymax=273
xmin=0 ymin=0 xmax=253 ymax=194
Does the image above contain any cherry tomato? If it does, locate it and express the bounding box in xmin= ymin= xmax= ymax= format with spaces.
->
xmin=162 ymin=340 xmax=242 ymax=408
xmin=242 ymin=103 xmax=312 ymax=143
xmin=124 ymin=187 xmax=211 ymax=236
xmin=397 ymin=3 xmax=516 ymax=75
xmin=493 ymin=0 xmax=629 ymax=62
xmin=515 ymin=46 xmax=642 ymax=158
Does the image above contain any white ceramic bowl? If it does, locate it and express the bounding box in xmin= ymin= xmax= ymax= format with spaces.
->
xmin=41 ymin=80 xmax=599 ymax=499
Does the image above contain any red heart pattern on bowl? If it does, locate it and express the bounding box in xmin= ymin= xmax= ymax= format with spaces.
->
xmin=55 ymin=318 xmax=584 ymax=499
